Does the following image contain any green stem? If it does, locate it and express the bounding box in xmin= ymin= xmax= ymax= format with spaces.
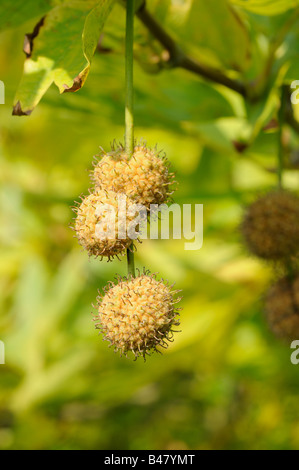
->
xmin=277 ymin=85 xmax=287 ymax=189
xmin=125 ymin=0 xmax=135 ymax=157
xmin=127 ymin=247 xmax=135 ymax=277
xmin=125 ymin=0 xmax=135 ymax=277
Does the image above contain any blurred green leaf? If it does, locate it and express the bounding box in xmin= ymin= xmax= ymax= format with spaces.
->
xmin=229 ymin=0 xmax=299 ymax=15
xmin=279 ymin=14 xmax=299 ymax=81
xmin=174 ymin=0 xmax=250 ymax=71
xmin=185 ymin=117 xmax=251 ymax=153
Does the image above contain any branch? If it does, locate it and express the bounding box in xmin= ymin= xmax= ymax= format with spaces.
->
xmin=119 ymin=1 xmax=299 ymax=134
xmin=135 ymin=2 xmax=247 ymax=97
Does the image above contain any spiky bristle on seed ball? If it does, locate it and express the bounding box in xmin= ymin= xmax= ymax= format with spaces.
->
xmin=92 ymin=143 xmax=176 ymax=210
xmin=73 ymin=189 xmax=138 ymax=260
xmin=241 ymin=190 xmax=299 ymax=260
xmin=264 ymin=274 xmax=299 ymax=340
xmin=94 ymin=272 xmax=182 ymax=359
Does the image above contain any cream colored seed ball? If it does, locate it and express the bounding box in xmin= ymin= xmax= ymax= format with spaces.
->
xmin=94 ymin=274 xmax=181 ymax=358
xmin=74 ymin=189 xmax=137 ymax=259
xmin=92 ymin=144 xmax=175 ymax=209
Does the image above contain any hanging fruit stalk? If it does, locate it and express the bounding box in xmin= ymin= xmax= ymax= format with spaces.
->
xmin=72 ymin=0 xmax=182 ymax=360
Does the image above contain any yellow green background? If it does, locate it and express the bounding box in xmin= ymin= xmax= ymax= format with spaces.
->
xmin=1 ymin=0 xmax=299 ymax=450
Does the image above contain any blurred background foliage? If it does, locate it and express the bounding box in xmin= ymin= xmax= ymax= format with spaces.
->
xmin=1 ymin=0 xmax=299 ymax=450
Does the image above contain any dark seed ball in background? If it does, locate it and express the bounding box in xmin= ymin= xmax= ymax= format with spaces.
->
xmin=265 ymin=274 xmax=299 ymax=340
xmin=241 ymin=190 xmax=299 ymax=260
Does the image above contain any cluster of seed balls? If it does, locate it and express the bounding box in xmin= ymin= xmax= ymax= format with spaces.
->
xmin=73 ymin=143 xmax=181 ymax=359
xmin=75 ymin=143 xmax=175 ymax=259
xmin=241 ymin=189 xmax=299 ymax=340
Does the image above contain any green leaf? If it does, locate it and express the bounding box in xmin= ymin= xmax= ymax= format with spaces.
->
xmin=229 ymin=0 xmax=299 ymax=15
xmin=196 ymin=148 xmax=233 ymax=194
xmin=285 ymin=61 xmax=299 ymax=82
xmin=13 ymin=0 xmax=116 ymax=116
xmin=83 ymin=0 xmax=117 ymax=74
xmin=0 ymin=0 xmax=53 ymax=30
xmin=279 ymin=14 xmax=299 ymax=81
xmin=171 ymin=0 xmax=250 ymax=72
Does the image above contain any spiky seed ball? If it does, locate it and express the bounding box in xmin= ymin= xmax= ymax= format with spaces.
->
xmin=92 ymin=144 xmax=175 ymax=210
xmin=265 ymin=274 xmax=299 ymax=340
xmin=241 ymin=190 xmax=299 ymax=260
xmin=74 ymin=189 xmax=138 ymax=259
xmin=94 ymin=273 xmax=182 ymax=359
